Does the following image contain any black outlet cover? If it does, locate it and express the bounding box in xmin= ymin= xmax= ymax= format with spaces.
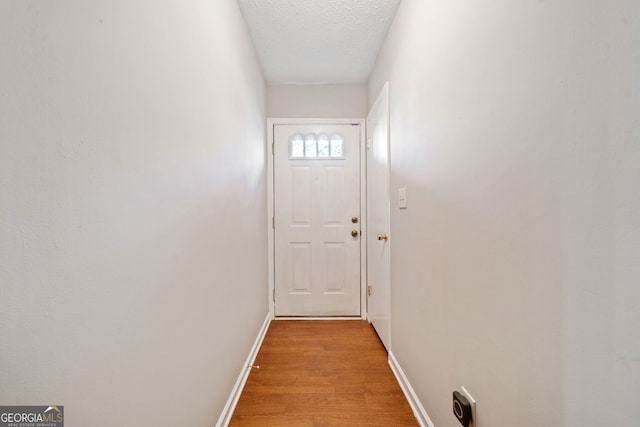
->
xmin=452 ymin=391 xmax=472 ymax=427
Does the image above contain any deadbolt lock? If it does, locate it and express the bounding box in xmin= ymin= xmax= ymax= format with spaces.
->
xmin=352 ymin=217 xmax=358 ymax=224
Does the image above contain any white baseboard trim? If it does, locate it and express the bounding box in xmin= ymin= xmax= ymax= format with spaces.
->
xmin=274 ymin=316 xmax=364 ymax=321
xmin=388 ymin=351 xmax=436 ymax=427
xmin=215 ymin=312 xmax=272 ymax=427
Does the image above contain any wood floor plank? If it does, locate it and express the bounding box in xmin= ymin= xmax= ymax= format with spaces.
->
xmin=229 ymin=320 xmax=418 ymax=426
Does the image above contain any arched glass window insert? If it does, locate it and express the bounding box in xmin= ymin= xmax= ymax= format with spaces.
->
xmin=330 ymin=134 xmax=344 ymax=158
xmin=317 ymin=134 xmax=330 ymax=157
xmin=305 ymin=134 xmax=317 ymax=158
xmin=290 ymin=134 xmax=304 ymax=158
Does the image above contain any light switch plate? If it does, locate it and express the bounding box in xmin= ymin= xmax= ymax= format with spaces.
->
xmin=399 ymin=187 xmax=407 ymax=209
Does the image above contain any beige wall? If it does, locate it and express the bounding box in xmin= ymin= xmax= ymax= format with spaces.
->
xmin=267 ymin=84 xmax=368 ymax=118
xmin=369 ymin=0 xmax=640 ymax=426
xmin=0 ymin=1 xmax=267 ymax=425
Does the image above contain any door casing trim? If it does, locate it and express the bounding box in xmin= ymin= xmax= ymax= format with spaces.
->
xmin=267 ymin=118 xmax=367 ymax=319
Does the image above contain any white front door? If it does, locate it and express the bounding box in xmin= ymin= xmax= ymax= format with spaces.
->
xmin=273 ymin=123 xmax=361 ymax=316
xmin=367 ymin=83 xmax=391 ymax=350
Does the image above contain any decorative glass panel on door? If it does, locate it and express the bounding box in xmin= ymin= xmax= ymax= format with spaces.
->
xmin=305 ymin=134 xmax=317 ymax=158
xmin=318 ymin=134 xmax=330 ymax=157
xmin=291 ymin=134 xmax=304 ymax=158
xmin=331 ymin=134 xmax=344 ymax=158
xmin=289 ymin=133 xmax=346 ymax=160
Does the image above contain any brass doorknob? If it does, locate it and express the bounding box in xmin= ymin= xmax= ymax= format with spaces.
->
xmin=351 ymin=230 xmax=359 ymax=237
xmin=377 ymin=233 xmax=388 ymax=241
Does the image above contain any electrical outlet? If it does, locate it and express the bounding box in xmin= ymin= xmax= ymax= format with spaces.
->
xmin=453 ymin=391 xmax=472 ymax=426
xmin=461 ymin=386 xmax=476 ymax=427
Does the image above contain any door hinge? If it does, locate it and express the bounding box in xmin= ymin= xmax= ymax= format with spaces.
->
xmin=272 ymin=143 xmax=274 ymax=155
xmin=272 ymin=217 xmax=275 ymax=229
xmin=367 ymin=285 xmax=372 ymax=296
xmin=273 ymin=287 xmax=276 ymax=302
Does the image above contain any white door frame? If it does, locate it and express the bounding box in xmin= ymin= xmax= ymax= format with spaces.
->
xmin=267 ymin=118 xmax=367 ymax=319
xmin=366 ymin=82 xmax=392 ymax=350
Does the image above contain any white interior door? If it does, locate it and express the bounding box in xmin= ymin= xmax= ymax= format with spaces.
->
xmin=274 ymin=123 xmax=361 ymax=316
xmin=367 ymin=83 xmax=391 ymax=350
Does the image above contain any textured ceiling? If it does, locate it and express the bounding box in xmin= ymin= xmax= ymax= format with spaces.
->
xmin=237 ymin=0 xmax=401 ymax=84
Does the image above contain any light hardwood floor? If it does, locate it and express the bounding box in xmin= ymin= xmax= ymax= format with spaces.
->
xmin=229 ymin=320 xmax=418 ymax=426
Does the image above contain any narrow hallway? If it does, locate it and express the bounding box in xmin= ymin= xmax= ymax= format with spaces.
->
xmin=230 ymin=321 xmax=417 ymax=426
xmin=1 ymin=1 xmax=637 ymax=426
